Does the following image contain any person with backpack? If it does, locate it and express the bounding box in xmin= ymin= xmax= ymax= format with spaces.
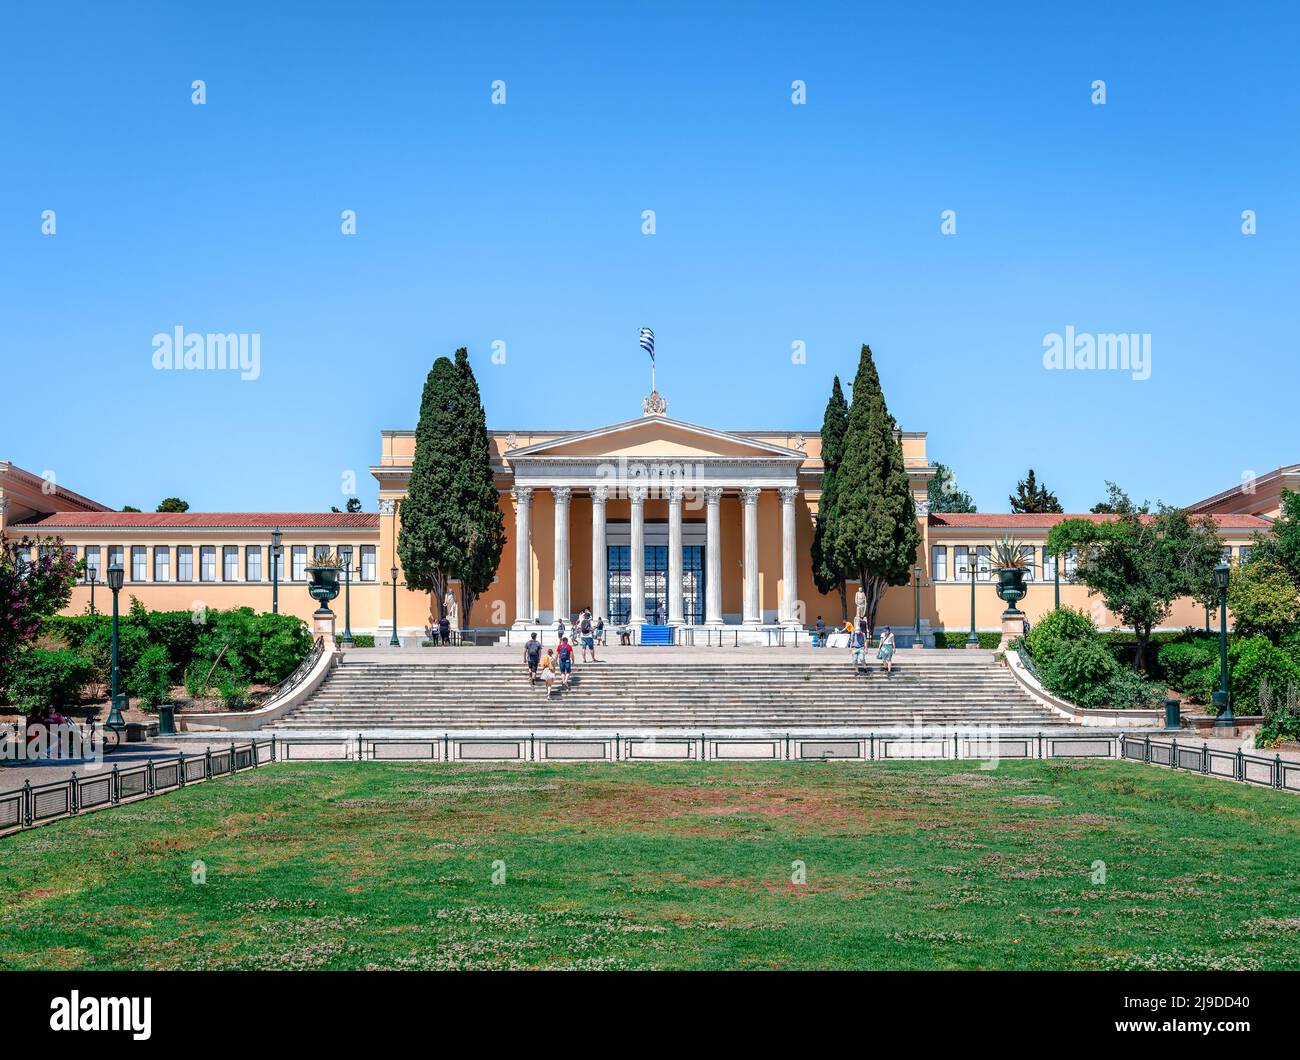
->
xmin=579 ymin=612 xmax=596 ymax=662
xmin=524 ymin=633 xmax=543 ymax=684
xmin=556 ymin=635 xmax=575 ymax=687
xmin=539 ymin=648 xmax=557 ymax=697
xmin=595 ymin=615 xmax=606 ymax=646
xmin=850 ymin=626 xmax=868 ymax=675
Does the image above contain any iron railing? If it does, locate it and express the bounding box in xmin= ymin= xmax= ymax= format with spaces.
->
xmin=256 ymin=636 xmax=326 ymax=707
xmin=0 ymin=738 xmax=275 ymax=837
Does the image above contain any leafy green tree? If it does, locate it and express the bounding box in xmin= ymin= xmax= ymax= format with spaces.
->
xmin=346 ymin=497 xmax=362 ymax=513
xmin=1046 ymin=491 xmax=1221 ymax=671
xmin=397 ymin=357 xmax=464 ymax=615
xmin=121 ymin=505 xmax=141 ymax=513
xmin=810 ymin=376 xmax=850 ymax=618
xmin=451 ymin=347 xmax=505 ymax=625
xmin=928 ymin=462 xmax=976 ymax=513
xmin=0 ymin=536 xmax=81 ymax=696
xmin=156 ymin=497 xmax=189 ymax=513
xmin=830 ymin=345 xmax=921 ymax=630
xmin=1228 ymin=560 xmax=1300 ymax=642
xmin=1009 ymin=468 xmax=1063 ymax=514
xmin=1248 ymin=489 xmax=1300 ymax=588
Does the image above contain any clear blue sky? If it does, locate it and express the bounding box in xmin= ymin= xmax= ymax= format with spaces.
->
xmin=2 ymin=1 xmax=1296 ymax=514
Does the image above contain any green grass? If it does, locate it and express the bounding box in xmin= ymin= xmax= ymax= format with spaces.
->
xmin=3 ymin=759 xmax=1300 ymax=970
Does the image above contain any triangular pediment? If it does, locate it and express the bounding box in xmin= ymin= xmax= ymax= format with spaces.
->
xmin=506 ymin=417 xmax=803 ymax=461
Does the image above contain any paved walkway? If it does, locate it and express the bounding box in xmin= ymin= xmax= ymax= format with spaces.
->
xmin=0 ymin=738 xmax=196 ymax=792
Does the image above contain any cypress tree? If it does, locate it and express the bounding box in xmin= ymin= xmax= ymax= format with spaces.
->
xmin=398 ymin=357 xmax=464 ymax=615
xmin=831 ymin=344 xmax=921 ymax=630
xmin=1009 ymin=468 xmax=1063 ymax=514
xmin=452 ymin=348 xmax=505 ymax=625
xmin=810 ymin=376 xmax=850 ymax=618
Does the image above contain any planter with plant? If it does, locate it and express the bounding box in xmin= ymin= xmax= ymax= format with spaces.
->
xmin=989 ymin=536 xmax=1029 ymax=614
xmin=306 ymin=552 xmax=342 ymax=614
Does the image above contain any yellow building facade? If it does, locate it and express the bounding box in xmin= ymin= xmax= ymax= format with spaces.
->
xmin=2 ymin=419 xmax=1279 ymax=639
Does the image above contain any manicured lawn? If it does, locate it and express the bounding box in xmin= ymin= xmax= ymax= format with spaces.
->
xmin=2 ymin=759 xmax=1299 ymax=970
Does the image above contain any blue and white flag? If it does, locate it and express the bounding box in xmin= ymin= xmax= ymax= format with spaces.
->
xmin=638 ymin=327 xmax=655 ymax=361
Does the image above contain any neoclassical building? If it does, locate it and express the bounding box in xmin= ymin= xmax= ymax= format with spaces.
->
xmin=3 ymin=415 xmax=1283 ymax=638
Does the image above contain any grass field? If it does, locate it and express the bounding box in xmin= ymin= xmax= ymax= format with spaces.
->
xmin=2 ymin=759 xmax=1299 ymax=970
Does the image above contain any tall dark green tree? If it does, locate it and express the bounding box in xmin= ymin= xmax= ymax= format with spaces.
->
xmin=810 ymin=376 xmax=850 ymax=618
xmin=928 ymin=463 xmax=977 ymax=513
xmin=452 ymin=347 xmax=505 ymax=625
xmin=1009 ymin=468 xmax=1063 ymax=513
xmin=830 ymin=345 xmax=922 ymax=629
xmin=156 ymin=497 xmax=190 ymax=513
xmin=397 ymin=357 xmax=464 ymax=615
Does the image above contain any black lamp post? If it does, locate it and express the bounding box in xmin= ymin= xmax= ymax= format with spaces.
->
xmin=1053 ymin=551 xmax=1061 ymax=609
xmin=270 ymin=528 xmax=283 ymax=614
xmin=86 ymin=563 xmax=97 ymax=616
xmin=913 ymin=564 xmax=923 ymax=638
xmin=105 ymin=564 xmax=126 ymax=732
xmin=389 ymin=564 xmax=400 ymax=647
xmin=340 ymin=545 xmax=354 ymax=648
xmin=1212 ymin=558 xmax=1233 ymax=726
xmin=965 ymin=547 xmax=979 ymax=647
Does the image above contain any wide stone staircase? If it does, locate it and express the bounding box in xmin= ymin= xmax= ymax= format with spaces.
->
xmin=271 ymin=649 xmax=1070 ymax=731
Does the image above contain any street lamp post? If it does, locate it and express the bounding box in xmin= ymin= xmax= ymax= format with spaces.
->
xmin=1053 ymin=551 xmax=1060 ymax=609
xmin=105 ymin=565 xmax=126 ymax=732
xmin=966 ymin=547 xmax=979 ymax=647
xmin=340 ymin=545 xmax=354 ymax=648
xmin=1212 ymin=558 xmax=1233 ymax=726
xmin=913 ymin=564 xmax=922 ymax=638
xmin=270 ymin=528 xmax=282 ymax=614
xmin=389 ymin=564 xmax=400 ymax=647
xmin=86 ymin=564 xmax=97 ymax=615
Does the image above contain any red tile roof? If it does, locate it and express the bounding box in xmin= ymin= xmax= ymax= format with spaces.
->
xmin=928 ymin=512 xmax=1270 ymax=529
xmin=15 ymin=512 xmax=379 ymax=529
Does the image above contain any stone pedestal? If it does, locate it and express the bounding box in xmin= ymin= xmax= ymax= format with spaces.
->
xmin=998 ymin=611 xmax=1024 ymax=651
xmin=313 ymin=609 xmax=337 ymax=649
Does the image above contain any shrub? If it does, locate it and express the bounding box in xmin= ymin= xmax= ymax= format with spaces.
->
xmin=7 ymin=649 xmax=94 ymax=715
xmin=216 ymin=669 xmax=251 ymax=710
xmin=255 ymin=612 xmax=313 ymax=683
xmin=128 ymin=643 xmax=173 ymax=711
xmin=1101 ymin=666 xmax=1165 ymax=711
xmin=1229 ymin=637 xmax=1300 ymax=716
xmin=1026 ymin=607 xmax=1096 ymax=662
xmin=184 ymin=662 xmax=212 ymax=701
xmin=351 ymin=634 xmax=376 ymax=648
xmin=1183 ymin=663 xmax=1220 ymax=705
xmin=1157 ymin=640 xmax=1218 ymax=688
xmin=1037 ymin=637 xmax=1120 ymax=709
xmin=1227 ymin=560 xmax=1300 ymax=642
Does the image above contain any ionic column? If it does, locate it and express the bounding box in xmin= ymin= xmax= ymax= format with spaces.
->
xmin=552 ymin=486 xmax=571 ymax=624
xmin=740 ymin=486 xmax=762 ymax=625
xmin=779 ymin=485 xmax=800 ymax=627
xmin=591 ymin=486 xmax=608 ymax=623
xmin=629 ymin=485 xmax=647 ymax=624
xmin=511 ymin=486 xmax=533 ymax=626
xmin=704 ymin=486 xmax=724 ymax=625
xmin=667 ymin=485 xmax=684 ymax=625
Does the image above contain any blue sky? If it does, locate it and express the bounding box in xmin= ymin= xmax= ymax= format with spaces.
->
xmin=2 ymin=1 xmax=1296 ymax=514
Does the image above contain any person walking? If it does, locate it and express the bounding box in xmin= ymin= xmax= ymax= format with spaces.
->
xmin=595 ymin=615 xmax=606 ymax=647
xmin=850 ymin=626 xmax=867 ymax=675
xmin=556 ymin=635 xmax=575 ymax=687
xmin=579 ymin=612 xmax=596 ymax=662
xmin=438 ymin=614 xmax=450 ymax=645
xmin=555 ymin=616 xmax=566 ymax=644
xmin=540 ymin=648 xmax=557 ymax=697
xmin=877 ymin=626 xmax=896 ymax=675
xmin=524 ymin=633 xmax=542 ymax=684
xmin=814 ymin=615 xmax=826 ymax=648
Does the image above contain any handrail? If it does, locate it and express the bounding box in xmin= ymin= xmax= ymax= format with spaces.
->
xmin=256 ymin=636 xmax=325 ymax=707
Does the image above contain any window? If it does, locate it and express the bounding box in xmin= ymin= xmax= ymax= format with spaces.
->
xmin=177 ymin=546 xmax=193 ymax=581
xmin=223 ymin=546 xmax=239 ymax=581
xmin=292 ymin=546 xmax=307 ymax=581
xmin=313 ymin=544 xmax=331 ymax=566
xmin=338 ymin=545 xmax=354 ymax=577
xmin=246 ymin=546 xmax=262 ymax=582
xmin=153 ymin=546 xmax=170 ymax=582
xmin=14 ymin=545 xmax=31 ymax=574
xmin=271 ymin=545 xmax=285 ymax=582
xmin=976 ymin=545 xmax=991 ymax=581
xmin=1064 ymin=548 xmax=1078 ymax=581
xmin=930 ymin=545 xmax=947 ymax=582
xmin=1238 ymin=545 xmax=1251 ymax=565
xmin=108 ymin=545 xmax=124 ymax=578
xmin=1043 ymin=551 xmax=1057 ymax=580
xmin=84 ymin=546 xmax=101 ymax=582
xmin=955 ymin=546 xmax=972 ymax=581
xmin=1220 ymin=545 xmax=1233 ymax=564
xmin=360 ymin=545 xmax=376 ymax=582
xmin=1021 ymin=545 xmax=1036 ymax=581
xmin=131 ymin=546 xmax=148 ymax=581
xmin=200 ymin=546 xmax=216 ymax=582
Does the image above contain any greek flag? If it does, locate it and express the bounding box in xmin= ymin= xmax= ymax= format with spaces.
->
xmin=638 ymin=327 xmax=655 ymax=361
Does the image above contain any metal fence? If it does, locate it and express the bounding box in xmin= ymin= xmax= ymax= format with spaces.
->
xmin=0 ymin=739 xmax=275 ymax=837
xmin=1120 ymin=733 xmax=1299 ymax=791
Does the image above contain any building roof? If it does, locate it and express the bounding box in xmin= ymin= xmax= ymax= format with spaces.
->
xmin=928 ymin=512 xmax=1271 ymax=530
xmin=15 ymin=512 xmax=379 ymax=529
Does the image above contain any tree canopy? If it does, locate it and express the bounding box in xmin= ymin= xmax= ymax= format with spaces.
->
xmin=156 ymin=497 xmax=190 ymax=513
xmin=929 ymin=463 xmax=977 ymax=513
xmin=810 ymin=376 xmax=850 ymax=616
xmin=1010 ymin=468 xmax=1063 ymax=514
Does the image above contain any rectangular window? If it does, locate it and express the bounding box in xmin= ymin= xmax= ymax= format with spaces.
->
xmin=338 ymin=545 xmax=354 ymax=576
xmin=292 ymin=546 xmax=307 ymax=581
xmin=153 ymin=546 xmax=170 ymax=582
xmin=1238 ymin=545 xmax=1251 ymax=565
xmin=246 ymin=546 xmax=262 ymax=582
xmin=84 ymin=546 xmax=101 ymax=582
xmin=14 ymin=546 xmax=31 ymax=573
xmin=1021 ymin=545 xmax=1036 ymax=581
xmin=955 ymin=546 xmax=971 ymax=582
xmin=223 ymin=546 xmax=239 ymax=581
xmin=1220 ymin=545 xmax=1233 ymax=563
xmin=200 ymin=546 xmax=216 ymax=582
xmin=1064 ymin=548 xmax=1078 ymax=581
xmin=1043 ymin=551 xmax=1057 ymax=580
xmin=313 ymin=544 xmax=331 ymax=566
xmin=930 ymin=545 xmax=947 ymax=582
xmin=271 ymin=545 xmax=285 ymax=582
xmin=131 ymin=545 xmax=148 ymax=581
xmin=976 ymin=545 xmax=991 ymax=581
xmin=177 ymin=546 xmax=193 ymax=582
xmin=108 ymin=545 xmax=124 ymax=578
xmin=361 ymin=545 xmax=376 ymax=582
